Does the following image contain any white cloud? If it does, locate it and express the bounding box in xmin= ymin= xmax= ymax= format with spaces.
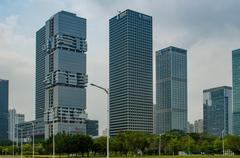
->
xmin=0 ymin=15 xmax=35 ymax=120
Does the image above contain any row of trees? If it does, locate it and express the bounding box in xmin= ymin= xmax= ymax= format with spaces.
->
xmin=1 ymin=130 xmax=240 ymax=156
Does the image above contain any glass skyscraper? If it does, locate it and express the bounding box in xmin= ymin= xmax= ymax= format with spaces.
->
xmin=39 ymin=11 xmax=88 ymax=138
xmin=109 ymin=9 xmax=153 ymax=136
xmin=0 ymin=79 xmax=9 ymax=140
xmin=203 ymin=86 xmax=232 ymax=136
xmin=36 ymin=26 xmax=46 ymax=120
xmin=233 ymin=49 xmax=240 ymax=135
xmin=155 ymin=46 xmax=187 ymax=134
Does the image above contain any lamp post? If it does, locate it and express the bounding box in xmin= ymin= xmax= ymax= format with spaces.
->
xmin=159 ymin=134 xmax=161 ymax=156
xmin=90 ymin=83 xmax=109 ymax=158
xmin=40 ymin=107 xmax=55 ymax=158
xmin=19 ymin=128 xmax=23 ymax=158
xmin=222 ymin=129 xmax=225 ymax=155
xmin=30 ymin=122 xmax=34 ymax=158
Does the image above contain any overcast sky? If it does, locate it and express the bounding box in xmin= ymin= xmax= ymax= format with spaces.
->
xmin=0 ymin=0 xmax=240 ymax=133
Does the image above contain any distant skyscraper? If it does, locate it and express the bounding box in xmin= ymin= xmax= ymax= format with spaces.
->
xmin=41 ymin=11 xmax=88 ymax=138
xmin=36 ymin=26 xmax=46 ymax=120
xmin=194 ymin=119 xmax=203 ymax=133
xmin=187 ymin=122 xmax=194 ymax=133
xmin=156 ymin=46 xmax=187 ymax=134
xmin=0 ymin=79 xmax=9 ymax=140
xmin=233 ymin=49 xmax=240 ymax=135
xmin=8 ymin=109 xmax=25 ymax=142
xmin=203 ymin=86 xmax=232 ymax=136
xmin=86 ymin=119 xmax=99 ymax=137
xmin=109 ymin=9 xmax=153 ymax=136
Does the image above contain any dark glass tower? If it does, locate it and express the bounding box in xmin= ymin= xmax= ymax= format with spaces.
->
xmin=203 ymin=86 xmax=232 ymax=136
xmin=233 ymin=49 xmax=240 ymax=135
xmin=0 ymin=79 xmax=9 ymax=140
xmin=155 ymin=46 xmax=187 ymax=134
xmin=109 ymin=9 xmax=153 ymax=136
xmin=36 ymin=26 xmax=46 ymax=120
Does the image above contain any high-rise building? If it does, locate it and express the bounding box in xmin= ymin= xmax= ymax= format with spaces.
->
xmin=109 ymin=9 xmax=153 ymax=136
xmin=0 ymin=79 xmax=9 ymax=140
xmin=36 ymin=26 xmax=46 ymax=120
xmin=86 ymin=119 xmax=99 ymax=137
xmin=187 ymin=122 xmax=194 ymax=133
xmin=8 ymin=109 xmax=25 ymax=142
xmin=233 ymin=49 xmax=240 ymax=135
xmin=155 ymin=46 xmax=187 ymax=134
xmin=40 ymin=11 xmax=88 ymax=138
xmin=194 ymin=119 xmax=203 ymax=133
xmin=203 ymin=86 xmax=232 ymax=136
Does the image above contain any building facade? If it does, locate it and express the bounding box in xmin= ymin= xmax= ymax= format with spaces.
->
xmin=86 ymin=119 xmax=99 ymax=137
xmin=17 ymin=119 xmax=45 ymax=142
xmin=233 ymin=49 xmax=240 ymax=135
xmin=155 ymin=46 xmax=187 ymax=134
xmin=36 ymin=26 xmax=46 ymax=120
xmin=40 ymin=11 xmax=88 ymax=138
xmin=8 ymin=109 xmax=25 ymax=142
xmin=194 ymin=119 xmax=203 ymax=133
xmin=203 ymin=86 xmax=232 ymax=136
xmin=0 ymin=79 xmax=9 ymax=140
xmin=187 ymin=122 xmax=194 ymax=133
xmin=109 ymin=9 xmax=153 ymax=136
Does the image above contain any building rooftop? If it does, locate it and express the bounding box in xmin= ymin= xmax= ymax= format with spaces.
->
xmin=203 ymin=86 xmax=232 ymax=93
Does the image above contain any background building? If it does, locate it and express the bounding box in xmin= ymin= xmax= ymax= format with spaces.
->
xmin=155 ymin=46 xmax=187 ymax=134
xmin=194 ymin=119 xmax=203 ymax=133
xmin=233 ymin=49 xmax=240 ymax=135
xmin=109 ymin=9 xmax=153 ymax=136
xmin=86 ymin=119 xmax=98 ymax=137
xmin=42 ymin=11 xmax=88 ymax=138
xmin=0 ymin=79 xmax=9 ymax=140
xmin=8 ymin=109 xmax=25 ymax=142
xmin=203 ymin=86 xmax=232 ymax=136
xmin=187 ymin=122 xmax=194 ymax=133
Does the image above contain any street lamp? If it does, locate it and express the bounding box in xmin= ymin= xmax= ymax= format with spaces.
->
xmin=19 ymin=128 xmax=23 ymax=158
xmin=40 ymin=107 xmax=55 ymax=158
xmin=90 ymin=83 xmax=109 ymax=158
xmin=159 ymin=134 xmax=162 ymax=156
xmin=30 ymin=122 xmax=34 ymax=158
xmin=222 ymin=129 xmax=225 ymax=155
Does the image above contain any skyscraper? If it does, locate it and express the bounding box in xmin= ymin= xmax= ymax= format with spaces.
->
xmin=194 ymin=119 xmax=203 ymax=133
xmin=41 ymin=11 xmax=88 ymax=138
xmin=109 ymin=9 xmax=153 ymax=136
xmin=155 ymin=46 xmax=187 ymax=134
xmin=233 ymin=49 xmax=240 ymax=135
xmin=8 ymin=109 xmax=25 ymax=142
xmin=36 ymin=26 xmax=46 ymax=120
xmin=203 ymin=86 xmax=232 ymax=136
xmin=0 ymin=79 xmax=9 ymax=140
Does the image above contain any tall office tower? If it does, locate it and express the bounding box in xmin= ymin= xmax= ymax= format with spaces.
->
xmin=36 ymin=26 xmax=46 ymax=120
xmin=42 ymin=11 xmax=88 ymax=138
xmin=233 ymin=49 xmax=240 ymax=135
xmin=109 ymin=9 xmax=153 ymax=136
xmin=203 ymin=86 xmax=232 ymax=136
xmin=194 ymin=119 xmax=203 ymax=133
xmin=0 ymin=79 xmax=9 ymax=140
xmin=156 ymin=46 xmax=187 ymax=134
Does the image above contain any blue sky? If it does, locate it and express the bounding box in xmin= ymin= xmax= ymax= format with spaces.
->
xmin=1 ymin=0 xmax=240 ymax=133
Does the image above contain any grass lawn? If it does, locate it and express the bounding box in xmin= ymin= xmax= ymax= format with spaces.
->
xmin=1 ymin=156 xmax=240 ymax=158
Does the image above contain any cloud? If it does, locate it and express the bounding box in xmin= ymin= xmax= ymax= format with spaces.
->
xmin=0 ymin=15 xmax=35 ymax=120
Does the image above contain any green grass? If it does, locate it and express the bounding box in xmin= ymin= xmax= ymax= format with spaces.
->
xmin=1 ymin=156 xmax=240 ymax=158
